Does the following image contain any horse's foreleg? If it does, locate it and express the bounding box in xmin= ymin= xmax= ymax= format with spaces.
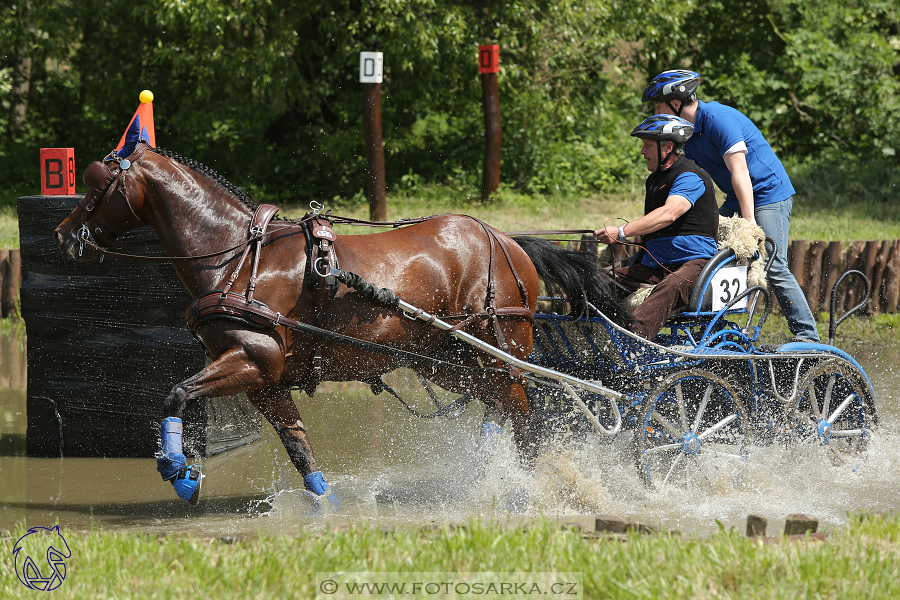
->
xmin=506 ymin=380 xmax=539 ymax=464
xmin=480 ymin=399 xmax=505 ymax=454
xmin=157 ymin=345 xmax=282 ymax=505
xmin=247 ymin=386 xmax=338 ymax=507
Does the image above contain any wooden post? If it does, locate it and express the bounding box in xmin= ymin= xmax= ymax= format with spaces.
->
xmin=0 ymin=249 xmax=8 ymax=318
xmin=860 ymin=241 xmax=880 ymax=313
xmin=841 ymin=241 xmax=865 ymax=311
xmin=10 ymin=249 xmax=20 ymax=312
xmin=871 ymin=240 xmax=892 ymax=314
xmin=819 ymin=241 xmax=841 ymax=314
xmin=788 ymin=240 xmax=808 ymax=288
xmin=360 ymin=51 xmax=387 ymax=222
xmin=882 ymin=240 xmax=900 ymax=314
xmin=805 ymin=242 xmax=826 ymax=312
xmin=479 ymin=44 xmax=501 ymax=203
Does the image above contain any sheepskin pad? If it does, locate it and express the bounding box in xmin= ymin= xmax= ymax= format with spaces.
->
xmin=623 ymin=216 xmax=768 ymax=312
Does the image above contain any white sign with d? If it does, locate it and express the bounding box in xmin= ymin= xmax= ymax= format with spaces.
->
xmin=359 ymin=52 xmax=383 ymax=83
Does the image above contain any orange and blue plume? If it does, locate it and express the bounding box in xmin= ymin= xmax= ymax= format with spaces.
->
xmin=114 ymin=97 xmax=155 ymax=158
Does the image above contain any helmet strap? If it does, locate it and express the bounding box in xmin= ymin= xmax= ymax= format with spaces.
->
xmin=656 ymin=141 xmax=674 ymax=173
xmin=667 ymin=100 xmax=683 ymax=117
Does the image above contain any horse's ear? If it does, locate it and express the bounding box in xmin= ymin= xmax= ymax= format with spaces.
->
xmin=83 ymin=161 xmax=114 ymax=190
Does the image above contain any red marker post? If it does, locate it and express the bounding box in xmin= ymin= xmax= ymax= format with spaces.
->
xmin=479 ymin=44 xmax=501 ymax=203
xmin=40 ymin=148 xmax=76 ymax=195
xmin=360 ymin=52 xmax=387 ymax=222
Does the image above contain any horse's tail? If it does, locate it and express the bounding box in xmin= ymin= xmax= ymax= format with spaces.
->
xmin=512 ymin=236 xmax=634 ymax=327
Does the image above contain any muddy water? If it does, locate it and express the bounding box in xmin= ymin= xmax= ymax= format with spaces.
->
xmin=1 ymin=333 xmax=899 ymax=538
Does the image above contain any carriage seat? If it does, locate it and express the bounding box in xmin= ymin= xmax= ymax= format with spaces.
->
xmin=622 ymin=216 xmax=770 ymax=318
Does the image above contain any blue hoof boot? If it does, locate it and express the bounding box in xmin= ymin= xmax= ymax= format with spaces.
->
xmin=504 ymin=486 xmax=530 ymax=512
xmin=303 ymin=471 xmax=340 ymax=511
xmin=479 ymin=422 xmax=502 ymax=455
xmin=171 ymin=465 xmax=203 ymax=505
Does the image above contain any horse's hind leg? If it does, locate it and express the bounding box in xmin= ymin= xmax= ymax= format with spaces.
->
xmin=246 ymin=386 xmax=338 ymax=505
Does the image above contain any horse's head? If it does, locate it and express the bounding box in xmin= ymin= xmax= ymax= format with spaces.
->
xmin=54 ymin=144 xmax=151 ymax=262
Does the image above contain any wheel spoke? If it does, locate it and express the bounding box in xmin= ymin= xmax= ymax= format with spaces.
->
xmin=828 ymin=393 xmax=856 ymax=423
xmin=799 ymin=433 xmax=818 ymax=446
xmin=644 ymin=442 xmax=682 ymax=455
xmin=661 ymin=453 xmax=684 ymax=488
xmin=822 ymin=374 xmax=836 ymax=418
xmin=703 ymin=449 xmax=746 ymax=461
xmin=675 ymin=382 xmax=688 ymax=431
xmin=697 ymin=413 xmax=737 ymax=440
xmin=831 ymin=429 xmax=864 ymax=438
xmin=691 ymin=384 xmax=713 ymax=433
xmin=808 ymin=382 xmax=822 ymax=419
xmin=650 ymin=410 xmax=682 ymax=440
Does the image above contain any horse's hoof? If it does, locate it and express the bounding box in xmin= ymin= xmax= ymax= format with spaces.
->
xmin=504 ymin=486 xmax=530 ymax=512
xmin=303 ymin=471 xmax=340 ymax=511
xmin=479 ymin=422 xmax=502 ymax=454
xmin=171 ymin=465 xmax=203 ymax=505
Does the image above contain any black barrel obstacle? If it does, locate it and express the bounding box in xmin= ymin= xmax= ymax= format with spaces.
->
xmin=18 ymin=195 xmax=262 ymax=458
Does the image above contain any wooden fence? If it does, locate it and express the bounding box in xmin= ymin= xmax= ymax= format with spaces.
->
xmin=0 ymin=249 xmax=20 ymax=318
xmin=3 ymin=241 xmax=899 ymax=316
xmin=789 ymin=240 xmax=900 ymax=315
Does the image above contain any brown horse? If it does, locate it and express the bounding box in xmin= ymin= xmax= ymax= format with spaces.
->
xmin=54 ymin=143 xmax=546 ymax=506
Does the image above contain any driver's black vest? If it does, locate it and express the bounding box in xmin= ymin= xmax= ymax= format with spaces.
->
xmin=643 ymin=156 xmax=718 ymax=244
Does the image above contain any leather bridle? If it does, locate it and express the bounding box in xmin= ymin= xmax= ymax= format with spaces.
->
xmin=75 ymin=144 xmax=149 ymax=253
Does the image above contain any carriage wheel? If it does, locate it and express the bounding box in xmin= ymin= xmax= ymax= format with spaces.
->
xmin=785 ymin=359 xmax=876 ymax=461
xmin=635 ymin=369 xmax=749 ymax=491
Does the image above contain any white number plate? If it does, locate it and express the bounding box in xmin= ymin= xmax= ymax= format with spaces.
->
xmin=711 ymin=266 xmax=747 ymax=311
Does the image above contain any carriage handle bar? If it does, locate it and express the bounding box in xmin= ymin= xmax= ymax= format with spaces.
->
xmin=394 ymin=297 xmax=625 ymax=436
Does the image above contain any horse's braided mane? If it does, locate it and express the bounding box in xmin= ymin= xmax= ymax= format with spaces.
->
xmin=150 ymin=147 xmax=270 ymax=216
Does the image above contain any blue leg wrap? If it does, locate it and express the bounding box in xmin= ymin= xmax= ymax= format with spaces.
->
xmin=157 ymin=417 xmax=187 ymax=480
xmin=157 ymin=417 xmax=203 ymax=505
xmin=480 ymin=422 xmax=502 ymax=453
xmin=303 ymin=471 xmax=340 ymax=509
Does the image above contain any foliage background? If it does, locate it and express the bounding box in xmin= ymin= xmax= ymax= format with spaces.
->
xmin=1 ymin=0 xmax=898 ymax=204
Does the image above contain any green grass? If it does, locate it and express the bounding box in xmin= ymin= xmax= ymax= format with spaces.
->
xmin=2 ymin=513 xmax=900 ymax=599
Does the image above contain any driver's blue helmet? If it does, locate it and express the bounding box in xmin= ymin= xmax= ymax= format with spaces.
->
xmin=630 ymin=115 xmax=694 ymax=143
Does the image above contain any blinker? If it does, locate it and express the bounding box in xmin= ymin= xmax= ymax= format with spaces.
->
xmin=120 ymin=159 xmax=131 ymax=170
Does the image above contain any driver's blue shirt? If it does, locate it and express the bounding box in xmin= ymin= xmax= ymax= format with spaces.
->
xmin=641 ymin=170 xmax=717 ymax=268
xmin=686 ymin=100 xmax=795 ymax=212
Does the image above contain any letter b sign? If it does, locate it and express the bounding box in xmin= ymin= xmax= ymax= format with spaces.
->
xmin=40 ymin=148 xmax=76 ymax=195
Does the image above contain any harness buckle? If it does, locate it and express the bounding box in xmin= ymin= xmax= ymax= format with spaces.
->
xmin=274 ymin=312 xmax=282 ymax=325
xmin=309 ymin=200 xmax=323 ymax=215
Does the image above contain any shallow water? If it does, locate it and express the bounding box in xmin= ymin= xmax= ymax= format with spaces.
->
xmin=1 ymin=334 xmax=899 ymax=537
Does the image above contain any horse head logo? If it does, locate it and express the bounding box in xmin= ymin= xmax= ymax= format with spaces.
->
xmin=12 ymin=525 xmax=71 ymax=591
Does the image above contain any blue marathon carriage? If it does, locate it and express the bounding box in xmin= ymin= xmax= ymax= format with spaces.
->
xmin=524 ymin=240 xmax=877 ymax=490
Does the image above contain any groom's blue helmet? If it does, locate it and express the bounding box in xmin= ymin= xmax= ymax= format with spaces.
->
xmin=642 ymin=70 xmax=700 ymax=104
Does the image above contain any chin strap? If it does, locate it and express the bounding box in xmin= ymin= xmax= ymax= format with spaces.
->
xmin=655 ymin=141 xmax=674 ymax=174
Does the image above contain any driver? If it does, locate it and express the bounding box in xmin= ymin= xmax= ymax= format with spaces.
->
xmin=594 ymin=114 xmax=718 ymax=340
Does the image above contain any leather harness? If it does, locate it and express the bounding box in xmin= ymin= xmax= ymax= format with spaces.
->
xmin=184 ymin=207 xmax=533 ymax=392
xmin=75 ymin=148 xmax=534 ymax=391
